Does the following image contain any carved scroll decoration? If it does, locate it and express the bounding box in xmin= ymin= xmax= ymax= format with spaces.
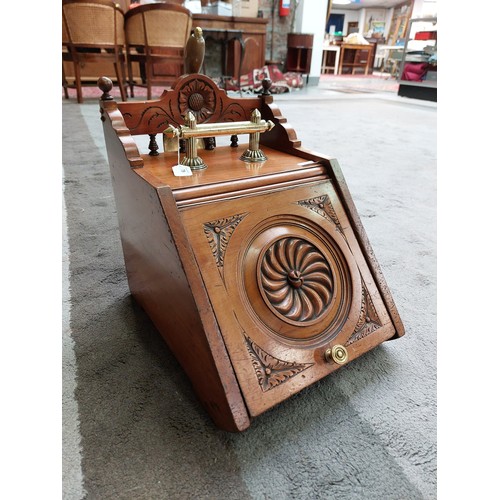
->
xmin=123 ymin=104 xmax=177 ymax=132
xmin=260 ymin=237 xmax=333 ymax=323
xmin=346 ymin=283 xmax=382 ymax=345
xmin=244 ymin=336 xmax=314 ymax=392
xmin=203 ymin=213 xmax=248 ymax=277
xmin=297 ymin=195 xmax=347 ymax=240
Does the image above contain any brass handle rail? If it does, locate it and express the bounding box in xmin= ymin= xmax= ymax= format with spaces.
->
xmin=163 ymin=109 xmax=275 ymax=170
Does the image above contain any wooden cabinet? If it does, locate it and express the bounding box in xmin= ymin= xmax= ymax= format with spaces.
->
xmin=98 ymin=73 xmax=404 ymax=431
xmin=193 ymin=14 xmax=267 ymax=78
xmin=286 ymin=33 xmax=314 ymax=76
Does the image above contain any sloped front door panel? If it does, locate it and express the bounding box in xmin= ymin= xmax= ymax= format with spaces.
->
xmin=180 ymin=180 xmax=395 ymax=416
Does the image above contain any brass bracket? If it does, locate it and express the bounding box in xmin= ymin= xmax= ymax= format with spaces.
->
xmin=163 ymin=109 xmax=275 ymax=170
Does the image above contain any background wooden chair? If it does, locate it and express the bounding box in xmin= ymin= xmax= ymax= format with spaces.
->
xmin=62 ymin=0 xmax=127 ymax=103
xmin=124 ymin=3 xmax=192 ymax=100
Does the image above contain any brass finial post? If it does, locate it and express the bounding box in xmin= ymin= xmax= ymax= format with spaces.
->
xmin=180 ymin=112 xmax=207 ymax=170
xmin=240 ymin=109 xmax=268 ymax=163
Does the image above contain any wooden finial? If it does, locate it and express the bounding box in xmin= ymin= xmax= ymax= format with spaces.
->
xmin=98 ymin=76 xmax=114 ymax=100
xmin=261 ymin=78 xmax=272 ymax=96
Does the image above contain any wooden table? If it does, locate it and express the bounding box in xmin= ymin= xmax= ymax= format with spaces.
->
xmin=338 ymin=43 xmax=374 ymax=75
xmin=321 ymin=44 xmax=340 ymax=75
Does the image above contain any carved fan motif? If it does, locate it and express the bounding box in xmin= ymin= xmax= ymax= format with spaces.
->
xmin=347 ymin=283 xmax=382 ymax=345
xmin=179 ymin=79 xmax=216 ymax=122
xmin=203 ymin=213 xmax=248 ymax=275
xmin=244 ymin=336 xmax=313 ymax=392
xmin=297 ymin=195 xmax=345 ymax=237
xmin=260 ymin=237 xmax=334 ymax=323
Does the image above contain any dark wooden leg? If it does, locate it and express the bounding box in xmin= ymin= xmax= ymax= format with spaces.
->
xmin=145 ymin=49 xmax=153 ymax=101
xmin=237 ymin=36 xmax=245 ymax=97
xmin=62 ymin=61 xmax=69 ymax=99
xmin=73 ymin=59 xmax=83 ymax=104
xmin=114 ymin=59 xmax=127 ymax=102
xmin=119 ymin=53 xmax=128 ymax=99
xmin=127 ymin=51 xmax=135 ymax=98
xmin=146 ymin=55 xmax=152 ymax=100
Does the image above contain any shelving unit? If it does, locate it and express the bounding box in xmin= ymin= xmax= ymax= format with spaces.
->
xmin=338 ymin=43 xmax=374 ymax=75
xmin=286 ymin=33 xmax=314 ymax=83
xmin=397 ymin=17 xmax=437 ymax=102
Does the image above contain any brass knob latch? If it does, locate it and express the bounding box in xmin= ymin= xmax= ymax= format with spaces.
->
xmin=325 ymin=345 xmax=348 ymax=365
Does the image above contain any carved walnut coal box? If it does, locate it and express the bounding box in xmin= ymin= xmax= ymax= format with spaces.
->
xmin=98 ymin=74 xmax=404 ymax=432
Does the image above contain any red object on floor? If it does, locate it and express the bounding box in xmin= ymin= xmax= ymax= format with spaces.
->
xmin=401 ymin=62 xmax=429 ymax=82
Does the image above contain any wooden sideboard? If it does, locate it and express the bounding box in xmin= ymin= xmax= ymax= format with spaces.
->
xmin=63 ymin=14 xmax=267 ymax=86
xmin=193 ymin=14 xmax=267 ymax=77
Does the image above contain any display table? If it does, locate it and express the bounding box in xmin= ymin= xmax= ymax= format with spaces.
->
xmin=339 ymin=43 xmax=374 ymax=75
xmin=321 ymin=44 xmax=340 ymax=75
xmin=98 ymin=73 xmax=404 ymax=432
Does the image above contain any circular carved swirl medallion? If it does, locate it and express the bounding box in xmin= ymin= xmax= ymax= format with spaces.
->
xmin=234 ymin=216 xmax=359 ymax=346
xmin=260 ymin=238 xmax=333 ymax=323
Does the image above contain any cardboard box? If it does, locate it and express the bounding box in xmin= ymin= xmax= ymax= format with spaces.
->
xmin=232 ymin=0 xmax=258 ymax=18
xmin=204 ymin=1 xmax=232 ymax=16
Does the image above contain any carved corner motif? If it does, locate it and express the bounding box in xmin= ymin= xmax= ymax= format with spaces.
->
xmin=203 ymin=213 xmax=248 ymax=275
xmin=346 ymin=283 xmax=382 ymax=345
xmin=244 ymin=336 xmax=314 ymax=392
xmin=297 ymin=195 xmax=345 ymax=236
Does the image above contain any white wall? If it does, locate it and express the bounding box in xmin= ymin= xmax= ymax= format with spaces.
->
xmin=294 ymin=0 xmax=329 ymax=82
xmin=331 ymin=9 xmax=360 ymax=35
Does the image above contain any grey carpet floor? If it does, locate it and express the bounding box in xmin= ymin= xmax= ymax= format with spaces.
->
xmin=62 ymin=88 xmax=436 ymax=499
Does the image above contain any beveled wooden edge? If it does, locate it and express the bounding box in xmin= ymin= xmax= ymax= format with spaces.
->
xmin=173 ymin=167 xmax=329 ymax=205
xmin=99 ymin=98 xmax=144 ymax=169
xmin=157 ymin=187 xmax=252 ymax=432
